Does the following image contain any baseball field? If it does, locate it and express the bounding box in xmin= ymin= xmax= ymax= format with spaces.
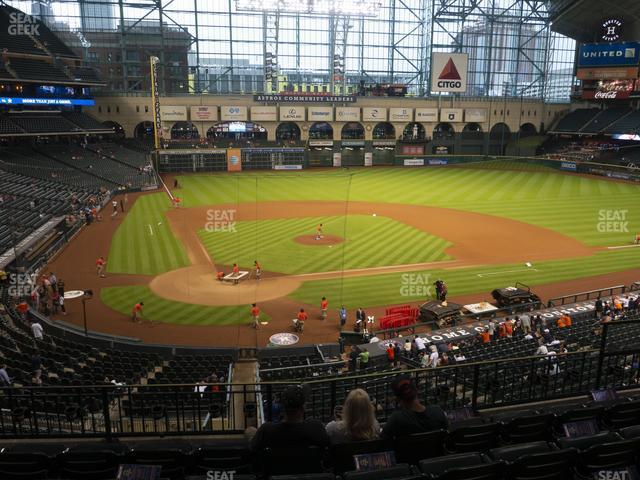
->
xmin=48 ymin=161 xmax=640 ymax=346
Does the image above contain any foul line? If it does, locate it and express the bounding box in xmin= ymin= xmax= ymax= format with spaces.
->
xmin=607 ymin=244 xmax=640 ymax=250
xmin=477 ymin=268 xmax=540 ymax=278
xmin=147 ymin=224 xmax=154 ymax=236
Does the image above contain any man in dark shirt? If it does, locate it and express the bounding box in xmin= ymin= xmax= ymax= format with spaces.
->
xmin=250 ymin=385 xmax=329 ymax=451
xmin=381 ymin=375 xmax=448 ymax=438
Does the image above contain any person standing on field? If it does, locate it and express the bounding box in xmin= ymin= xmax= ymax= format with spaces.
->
xmin=254 ymin=260 xmax=261 ymax=281
xmin=320 ymin=297 xmax=328 ymax=320
xmin=131 ymin=301 xmax=144 ymax=323
xmin=96 ymin=256 xmax=106 ymax=278
xmin=316 ymin=223 xmax=323 ymax=240
xmin=251 ymin=303 xmax=260 ymax=329
xmin=339 ymin=305 xmax=347 ymax=329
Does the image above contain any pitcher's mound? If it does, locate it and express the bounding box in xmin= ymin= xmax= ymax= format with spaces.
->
xmin=294 ymin=234 xmax=344 ymax=246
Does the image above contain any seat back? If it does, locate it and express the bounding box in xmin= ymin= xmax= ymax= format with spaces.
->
xmin=0 ymin=452 xmax=52 ymax=480
xmin=394 ymin=429 xmax=447 ymax=464
xmin=342 ymin=464 xmax=413 ymax=480
xmin=605 ymin=400 xmax=640 ymax=429
xmin=419 ymin=452 xmax=485 ymax=476
xmin=192 ymin=446 xmax=252 ymax=474
xmin=503 ymin=414 xmax=554 ymax=443
xmin=557 ymin=431 xmax=620 ymax=451
xmin=330 ymin=439 xmax=393 ymax=474
xmin=582 ymin=439 xmax=640 ymax=472
xmin=507 ymin=448 xmax=577 ymax=480
xmin=437 ymin=462 xmax=504 ymax=480
xmin=57 ymin=450 xmax=121 ymax=480
xmin=129 ymin=448 xmax=185 ymax=479
xmin=447 ymin=423 xmax=501 ymax=453
xmin=489 ymin=441 xmax=552 ymax=463
xmin=261 ymin=446 xmax=326 ymax=476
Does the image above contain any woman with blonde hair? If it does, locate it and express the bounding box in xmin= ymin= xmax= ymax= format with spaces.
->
xmin=326 ymin=388 xmax=380 ymax=443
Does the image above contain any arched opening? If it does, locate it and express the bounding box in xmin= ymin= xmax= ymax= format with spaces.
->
xmin=276 ymin=122 xmax=301 ymax=141
xmin=372 ymin=122 xmax=395 ymax=140
xmin=490 ymin=122 xmax=511 ymax=155
xmin=519 ymin=123 xmax=537 ymax=138
xmin=102 ymin=121 xmax=125 ymax=137
xmin=309 ymin=122 xmax=333 ymax=140
xmin=463 ymin=123 xmax=483 ymax=133
xmin=171 ymin=121 xmax=200 ymax=140
xmin=134 ymin=121 xmax=154 ymax=140
xmin=341 ymin=122 xmax=365 ymax=140
xmin=433 ymin=122 xmax=455 ymax=140
xmin=206 ymin=122 xmax=267 ymax=142
xmin=402 ymin=122 xmax=426 ymax=140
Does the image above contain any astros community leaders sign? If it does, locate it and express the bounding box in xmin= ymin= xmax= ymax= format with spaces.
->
xmin=254 ymin=94 xmax=356 ymax=103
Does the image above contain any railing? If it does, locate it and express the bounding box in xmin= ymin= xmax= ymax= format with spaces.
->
xmin=4 ymin=318 xmax=640 ymax=439
xmin=547 ymin=285 xmax=628 ymax=307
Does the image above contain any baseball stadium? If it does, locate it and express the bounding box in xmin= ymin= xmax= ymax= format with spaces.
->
xmin=1 ymin=0 xmax=640 ymax=478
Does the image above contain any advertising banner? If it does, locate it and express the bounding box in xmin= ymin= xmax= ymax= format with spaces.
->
xmin=440 ymin=108 xmax=463 ymax=122
xmin=364 ymin=152 xmax=373 ymax=166
xmin=430 ymin=53 xmax=468 ymax=93
xmin=254 ymin=94 xmax=356 ymax=103
xmin=190 ymin=105 xmax=217 ymax=121
xmin=273 ymin=164 xmax=303 ymax=170
xmin=362 ymin=107 xmax=387 ymax=122
xmin=560 ymin=161 xmax=577 ymax=172
xmin=415 ymin=108 xmax=438 ymax=122
xmin=221 ymin=106 xmax=248 ymax=121
xmin=308 ymin=106 xmax=333 ymax=121
xmin=336 ymin=107 xmax=360 ymax=121
xmin=389 ymin=108 xmax=413 ymax=122
xmin=577 ymin=42 xmax=640 ymax=68
xmin=280 ymin=106 xmax=305 ymax=121
xmin=576 ymin=67 xmax=639 ymax=80
xmin=582 ymin=79 xmax=635 ymax=100
xmin=404 ymin=158 xmax=425 ymax=166
xmin=401 ymin=145 xmax=424 ymax=155
xmin=250 ymin=106 xmax=277 ymax=121
xmin=465 ymin=108 xmax=487 ymax=122
xmin=332 ymin=152 xmax=342 ymax=167
xmin=226 ymin=148 xmax=242 ymax=172
xmin=160 ymin=105 xmax=187 ymax=121
xmin=309 ymin=140 xmax=333 ymax=147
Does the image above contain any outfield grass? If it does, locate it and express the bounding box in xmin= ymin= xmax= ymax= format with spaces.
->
xmin=198 ymin=215 xmax=452 ymax=274
xmin=175 ymin=167 xmax=640 ymax=246
xmin=101 ymin=285 xmax=268 ymax=326
xmin=108 ymin=194 xmax=189 ymax=275
xmin=289 ymin=247 xmax=640 ymax=309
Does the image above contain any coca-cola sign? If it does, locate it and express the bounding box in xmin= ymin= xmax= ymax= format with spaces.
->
xmin=582 ymin=79 xmax=635 ymax=99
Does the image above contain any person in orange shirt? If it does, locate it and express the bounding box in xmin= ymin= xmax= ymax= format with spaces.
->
xmin=131 ymin=301 xmax=144 ymax=323
xmin=504 ymin=320 xmax=513 ymax=338
xmin=635 ymin=233 xmax=640 ymax=244
xmin=557 ymin=313 xmax=571 ymax=328
xmin=96 ymin=256 xmax=106 ymax=278
xmin=565 ymin=314 xmax=572 ymax=327
xmin=216 ymin=271 xmax=224 ymax=281
xmin=251 ymin=303 xmax=260 ymax=329
xmin=232 ymin=263 xmax=240 ymax=284
xmin=320 ymin=296 xmax=328 ymax=320
xmin=294 ymin=308 xmax=307 ymax=332
xmin=254 ymin=260 xmax=261 ymax=281
xmin=498 ymin=322 xmax=506 ymax=338
xmin=480 ymin=328 xmax=490 ymax=344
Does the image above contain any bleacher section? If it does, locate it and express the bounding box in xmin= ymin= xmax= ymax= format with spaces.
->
xmin=580 ymin=107 xmax=632 ymax=134
xmin=8 ymin=114 xmax=80 ymax=134
xmin=0 ymin=113 xmax=111 ymax=136
xmin=0 ymin=5 xmax=77 ymax=59
xmin=8 ymin=58 xmax=70 ymax=83
xmin=552 ymin=108 xmax=599 ymax=133
xmin=605 ymin=109 xmax=640 ymax=135
xmin=90 ymin=142 xmax=151 ymax=168
xmin=60 ymin=112 xmax=109 ymax=132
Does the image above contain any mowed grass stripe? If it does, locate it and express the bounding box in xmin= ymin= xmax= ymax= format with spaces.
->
xmin=101 ymin=285 xmax=268 ymax=326
xmin=198 ymin=215 xmax=452 ymax=274
xmin=107 ymin=193 xmax=190 ymax=275
xmin=289 ymin=248 xmax=640 ymax=308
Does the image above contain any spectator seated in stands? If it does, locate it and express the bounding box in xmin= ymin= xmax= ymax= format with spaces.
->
xmin=249 ymin=385 xmax=330 ymax=450
xmin=326 ymin=388 xmax=380 ymax=444
xmin=0 ymin=362 xmax=11 ymax=387
xmin=381 ymin=375 xmax=448 ymax=438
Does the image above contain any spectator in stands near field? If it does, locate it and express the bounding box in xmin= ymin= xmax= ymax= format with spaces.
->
xmin=536 ymin=344 xmax=549 ymax=356
xmin=348 ymin=346 xmax=359 ymax=372
xmin=394 ymin=342 xmax=402 ymax=368
xmin=542 ymin=328 xmax=554 ymax=344
xmin=31 ymin=351 xmax=43 ymax=379
xmin=358 ymin=349 xmax=370 ymax=370
xmin=487 ymin=319 xmax=496 ymax=341
xmin=250 ymin=385 xmax=329 ymax=450
xmin=557 ymin=313 xmax=571 ymax=328
xmin=0 ymin=363 xmax=11 ymax=387
xmin=480 ymin=327 xmax=490 ymax=344
xmin=414 ymin=335 xmax=426 ymax=352
xmin=326 ymin=389 xmax=380 ymax=443
xmin=386 ymin=343 xmax=395 ymax=366
xmin=382 ymin=376 xmax=448 ymax=439
xmin=504 ymin=319 xmax=513 ymax=337
xmin=427 ymin=345 xmax=439 ymax=368
xmin=31 ymin=321 xmax=43 ymax=340
xmin=403 ymin=338 xmax=412 ymax=354
xmin=520 ymin=313 xmax=531 ymax=334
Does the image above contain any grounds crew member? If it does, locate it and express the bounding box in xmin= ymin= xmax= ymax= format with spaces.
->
xmin=251 ymin=303 xmax=260 ymax=329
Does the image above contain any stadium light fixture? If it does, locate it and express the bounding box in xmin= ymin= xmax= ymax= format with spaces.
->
xmin=234 ymin=0 xmax=383 ymax=17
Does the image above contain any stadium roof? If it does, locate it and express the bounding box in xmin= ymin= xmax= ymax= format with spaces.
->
xmin=550 ymin=0 xmax=640 ymax=43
